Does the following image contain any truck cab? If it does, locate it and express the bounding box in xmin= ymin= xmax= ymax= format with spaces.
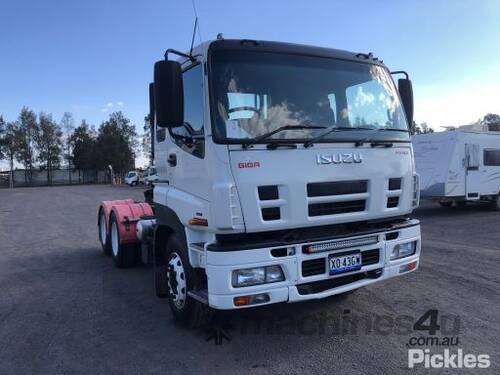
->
xmin=100 ymin=39 xmax=421 ymax=325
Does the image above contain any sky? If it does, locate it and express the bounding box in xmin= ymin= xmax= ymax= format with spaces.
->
xmin=1 ymin=0 xmax=500 ymax=165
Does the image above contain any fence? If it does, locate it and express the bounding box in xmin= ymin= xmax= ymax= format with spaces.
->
xmin=0 ymin=168 xmax=111 ymax=188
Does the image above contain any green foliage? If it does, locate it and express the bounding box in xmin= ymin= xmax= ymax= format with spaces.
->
xmin=482 ymin=113 xmax=500 ymax=131
xmin=0 ymin=115 xmax=5 ymax=160
xmin=35 ymin=112 xmax=63 ymax=180
xmin=2 ymin=109 xmax=137 ymax=179
xmin=13 ymin=107 xmax=38 ymax=182
xmin=94 ymin=112 xmax=137 ymax=175
xmin=142 ymin=114 xmax=152 ymax=165
xmin=410 ymin=121 xmax=434 ymax=135
xmin=70 ymin=120 xmax=96 ymax=170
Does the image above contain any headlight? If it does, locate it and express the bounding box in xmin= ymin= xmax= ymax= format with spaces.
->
xmin=232 ymin=265 xmax=285 ymax=287
xmin=390 ymin=241 xmax=417 ymax=260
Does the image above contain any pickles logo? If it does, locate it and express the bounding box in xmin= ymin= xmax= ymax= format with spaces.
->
xmin=408 ymin=349 xmax=490 ymax=369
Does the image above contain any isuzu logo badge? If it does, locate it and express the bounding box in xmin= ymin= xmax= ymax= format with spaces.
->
xmin=316 ymin=153 xmax=363 ymax=165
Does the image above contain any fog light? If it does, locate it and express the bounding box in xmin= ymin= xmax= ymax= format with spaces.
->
xmin=234 ymin=293 xmax=270 ymax=306
xmin=232 ymin=265 xmax=285 ymax=287
xmin=399 ymin=260 xmax=418 ymax=273
xmin=390 ymin=241 xmax=417 ymax=260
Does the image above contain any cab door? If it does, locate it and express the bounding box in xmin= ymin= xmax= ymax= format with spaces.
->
xmin=166 ymin=63 xmax=209 ymax=200
xmin=465 ymin=143 xmax=481 ymax=200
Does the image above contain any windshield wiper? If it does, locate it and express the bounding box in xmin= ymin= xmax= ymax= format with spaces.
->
xmin=354 ymin=128 xmax=409 ymax=147
xmin=242 ymin=125 xmax=326 ymax=149
xmin=303 ymin=126 xmax=374 ymax=148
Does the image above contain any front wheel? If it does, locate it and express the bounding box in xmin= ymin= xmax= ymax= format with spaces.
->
xmin=165 ymin=235 xmax=210 ymax=327
xmin=492 ymin=194 xmax=500 ymax=211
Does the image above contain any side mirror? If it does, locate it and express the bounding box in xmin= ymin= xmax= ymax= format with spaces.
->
xmin=154 ymin=60 xmax=184 ymax=127
xmin=398 ymin=78 xmax=414 ymax=126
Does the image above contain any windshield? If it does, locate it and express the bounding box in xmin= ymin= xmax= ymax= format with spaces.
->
xmin=210 ymin=50 xmax=408 ymax=143
xmin=127 ymin=172 xmax=136 ymax=178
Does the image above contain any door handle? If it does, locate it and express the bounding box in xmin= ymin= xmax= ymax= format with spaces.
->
xmin=168 ymin=153 xmax=177 ymax=167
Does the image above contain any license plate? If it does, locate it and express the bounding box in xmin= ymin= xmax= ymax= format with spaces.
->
xmin=329 ymin=251 xmax=362 ymax=275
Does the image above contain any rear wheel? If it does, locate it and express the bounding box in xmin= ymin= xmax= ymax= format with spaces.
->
xmin=98 ymin=209 xmax=111 ymax=255
xmin=109 ymin=213 xmax=139 ymax=268
xmin=165 ymin=234 xmax=210 ymax=327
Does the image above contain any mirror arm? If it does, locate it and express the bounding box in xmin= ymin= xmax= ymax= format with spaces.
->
xmin=164 ymin=48 xmax=196 ymax=62
xmin=391 ymin=70 xmax=409 ymax=79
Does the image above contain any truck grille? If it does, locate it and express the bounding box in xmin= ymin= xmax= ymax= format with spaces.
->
xmin=307 ymin=180 xmax=368 ymax=217
xmin=307 ymin=180 xmax=368 ymax=197
xmin=301 ymin=249 xmax=380 ymax=277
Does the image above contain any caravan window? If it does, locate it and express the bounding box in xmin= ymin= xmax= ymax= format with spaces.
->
xmin=484 ymin=149 xmax=500 ymax=166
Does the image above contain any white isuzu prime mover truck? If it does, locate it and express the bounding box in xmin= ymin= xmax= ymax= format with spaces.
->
xmin=97 ymin=38 xmax=422 ymax=325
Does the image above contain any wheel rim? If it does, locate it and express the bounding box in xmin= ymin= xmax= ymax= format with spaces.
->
xmin=167 ymin=252 xmax=187 ymax=309
xmin=111 ymin=221 xmax=119 ymax=257
xmin=99 ymin=213 xmax=107 ymax=245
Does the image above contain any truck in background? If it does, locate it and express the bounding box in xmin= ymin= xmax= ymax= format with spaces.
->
xmin=97 ymin=39 xmax=422 ymax=326
xmin=413 ymin=125 xmax=500 ymax=209
xmin=124 ymin=170 xmax=140 ymax=186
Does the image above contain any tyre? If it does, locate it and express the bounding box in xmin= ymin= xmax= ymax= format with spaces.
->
xmin=109 ymin=212 xmax=139 ymax=268
xmin=98 ymin=209 xmax=111 ymax=255
xmin=492 ymin=194 xmax=500 ymax=211
xmin=439 ymin=201 xmax=453 ymax=208
xmin=164 ymin=234 xmax=210 ymax=327
xmin=131 ymin=181 xmax=137 ymax=187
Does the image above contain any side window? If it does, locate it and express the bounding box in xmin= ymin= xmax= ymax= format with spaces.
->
xmin=484 ymin=149 xmax=500 ymax=166
xmin=170 ymin=64 xmax=205 ymax=158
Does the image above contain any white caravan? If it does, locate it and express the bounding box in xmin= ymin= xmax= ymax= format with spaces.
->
xmin=413 ymin=127 xmax=500 ymax=209
xmin=98 ymin=39 xmax=422 ymax=326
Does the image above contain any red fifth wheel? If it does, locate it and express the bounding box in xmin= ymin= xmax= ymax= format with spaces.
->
xmin=98 ymin=200 xmax=153 ymax=268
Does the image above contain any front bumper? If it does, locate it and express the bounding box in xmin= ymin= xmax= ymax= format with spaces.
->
xmin=205 ymin=220 xmax=421 ymax=310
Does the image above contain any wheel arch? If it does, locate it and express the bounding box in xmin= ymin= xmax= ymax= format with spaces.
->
xmin=153 ymin=204 xmax=188 ymax=267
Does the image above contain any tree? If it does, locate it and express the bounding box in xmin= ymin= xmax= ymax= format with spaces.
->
xmin=0 ymin=115 xmax=5 ymax=160
xmin=410 ymin=121 xmax=434 ymax=135
xmin=35 ymin=112 xmax=63 ymax=184
xmin=95 ymin=112 xmax=137 ymax=176
xmin=0 ymin=119 xmax=18 ymax=188
xmin=14 ymin=107 xmax=38 ymax=184
xmin=60 ymin=112 xmax=75 ymax=167
xmin=142 ymin=114 xmax=153 ymax=165
xmin=70 ymin=120 xmax=96 ymax=170
xmin=481 ymin=113 xmax=500 ymax=131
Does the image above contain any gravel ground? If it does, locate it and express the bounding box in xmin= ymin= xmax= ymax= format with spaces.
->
xmin=0 ymin=185 xmax=498 ymax=374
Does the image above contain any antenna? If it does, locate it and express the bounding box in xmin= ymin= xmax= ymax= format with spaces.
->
xmin=189 ymin=17 xmax=198 ymax=56
xmin=191 ymin=0 xmax=202 ymax=42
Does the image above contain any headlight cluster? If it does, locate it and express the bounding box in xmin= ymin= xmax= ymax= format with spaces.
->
xmin=390 ymin=241 xmax=417 ymax=260
xmin=232 ymin=265 xmax=284 ymax=287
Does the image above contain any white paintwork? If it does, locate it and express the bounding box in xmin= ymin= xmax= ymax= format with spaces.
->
xmin=413 ymin=130 xmax=500 ymax=200
xmin=206 ymin=224 xmax=420 ymax=309
xmin=151 ymin=40 xmax=422 ymax=310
